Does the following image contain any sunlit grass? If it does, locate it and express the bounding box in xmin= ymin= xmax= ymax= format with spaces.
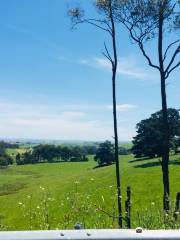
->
xmin=0 ymin=154 xmax=180 ymax=229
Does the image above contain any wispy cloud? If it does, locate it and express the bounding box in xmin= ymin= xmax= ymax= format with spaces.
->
xmin=106 ymin=104 xmax=137 ymax=112
xmin=79 ymin=59 xmax=89 ymax=65
xmin=79 ymin=56 xmax=155 ymax=80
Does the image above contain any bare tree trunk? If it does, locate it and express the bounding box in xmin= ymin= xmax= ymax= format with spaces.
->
xmin=158 ymin=1 xmax=170 ymax=211
xmin=110 ymin=6 xmax=122 ymax=228
xmin=112 ymin=68 xmax=122 ymax=227
xmin=160 ymin=74 xmax=170 ymax=211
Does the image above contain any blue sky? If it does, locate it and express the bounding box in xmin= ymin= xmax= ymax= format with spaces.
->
xmin=0 ymin=0 xmax=179 ymax=141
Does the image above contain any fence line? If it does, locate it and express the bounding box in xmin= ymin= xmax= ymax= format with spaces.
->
xmin=0 ymin=229 xmax=180 ymax=240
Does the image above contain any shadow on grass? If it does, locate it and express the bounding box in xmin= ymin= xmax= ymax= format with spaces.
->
xmin=134 ymin=159 xmax=180 ymax=168
xmin=27 ymin=159 xmax=88 ymax=165
xmin=93 ymin=163 xmax=114 ymax=169
xmin=129 ymin=157 xmax=152 ymax=163
xmin=0 ymin=182 xmax=27 ymax=196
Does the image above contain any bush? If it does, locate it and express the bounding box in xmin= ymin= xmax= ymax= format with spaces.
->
xmin=0 ymin=154 xmax=13 ymax=168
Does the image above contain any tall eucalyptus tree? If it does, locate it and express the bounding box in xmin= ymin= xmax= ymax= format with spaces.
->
xmin=69 ymin=0 xmax=123 ymax=226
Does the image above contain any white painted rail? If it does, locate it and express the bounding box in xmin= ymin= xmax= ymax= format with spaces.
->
xmin=0 ymin=229 xmax=180 ymax=240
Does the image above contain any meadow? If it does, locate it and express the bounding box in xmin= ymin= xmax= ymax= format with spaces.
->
xmin=0 ymin=153 xmax=180 ymax=230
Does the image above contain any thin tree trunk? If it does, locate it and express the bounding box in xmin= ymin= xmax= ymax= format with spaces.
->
xmin=158 ymin=1 xmax=170 ymax=211
xmin=110 ymin=5 xmax=122 ymax=228
xmin=160 ymin=74 xmax=170 ymax=211
xmin=112 ymin=69 xmax=122 ymax=227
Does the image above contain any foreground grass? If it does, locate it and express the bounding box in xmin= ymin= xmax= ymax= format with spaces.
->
xmin=0 ymin=154 xmax=180 ymax=229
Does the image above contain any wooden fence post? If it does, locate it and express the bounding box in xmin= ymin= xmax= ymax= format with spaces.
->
xmin=174 ymin=192 xmax=180 ymax=221
xmin=125 ymin=186 xmax=131 ymax=228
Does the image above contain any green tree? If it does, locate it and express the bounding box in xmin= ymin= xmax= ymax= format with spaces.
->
xmin=0 ymin=141 xmax=19 ymax=150
xmin=94 ymin=140 xmax=115 ymax=166
xmin=23 ymin=151 xmax=34 ymax=164
xmin=171 ymin=136 xmax=180 ymax=154
xmin=132 ymin=108 xmax=180 ymax=158
xmin=33 ymin=144 xmax=59 ymax=163
xmin=60 ymin=146 xmax=72 ymax=161
xmin=16 ymin=153 xmax=23 ymax=165
xmin=71 ymin=146 xmax=82 ymax=160
xmin=0 ymin=153 xmax=13 ymax=168
xmin=81 ymin=145 xmax=98 ymax=155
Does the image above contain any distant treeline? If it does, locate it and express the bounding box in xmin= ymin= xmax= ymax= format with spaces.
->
xmin=118 ymin=146 xmax=131 ymax=155
xmin=15 ymin=144 xmax=93 ymax=165
xmin=15 ymin=143 xmax=132 ymax=165
xmin=0 ymin=140 xmax=132 ymax=167
xmin=0 ymin=141 xmax=19 ymax=150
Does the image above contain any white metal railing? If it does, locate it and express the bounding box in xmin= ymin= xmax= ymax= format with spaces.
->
xmin=0 ymin=229 xmax=180 ymax=240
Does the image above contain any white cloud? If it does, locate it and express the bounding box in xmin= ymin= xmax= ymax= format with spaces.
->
xmin=106 ymin=104 xmax=137 ymax=112
xmin=12 ymin=111 xmax=86 ymax=127
xmin=0 ymin=100 xmax=136 ymax=141
xmin=79 ymin=56 xmax=155 ymax=80
xmin=117 ymin=57 xmax=150 ymax=79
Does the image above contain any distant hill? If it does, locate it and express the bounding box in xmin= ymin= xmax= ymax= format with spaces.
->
xmin=0 ymin=138 xmax=132 ymax=147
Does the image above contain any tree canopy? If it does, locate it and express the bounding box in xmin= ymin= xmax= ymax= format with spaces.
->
xmin=132 ymin=108 xmax=180 ymax=158
xmin=94 ymin=140 xmax=115 ymax=166
xmin=16 ymin=144 xmax=89 ymax=165
xmin=0 ymin=147 xmax=13 ymax=168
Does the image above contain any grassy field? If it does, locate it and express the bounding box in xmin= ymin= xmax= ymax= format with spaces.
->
xmin=0 ymin=154 xmax=180 ymax=230
xmin=6 ymin=147 xmax=30 ymax=157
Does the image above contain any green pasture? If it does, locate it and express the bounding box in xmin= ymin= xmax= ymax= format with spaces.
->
xmin=0 ymin=154 xmax=180 ymax=230
xmin=6 ymin=148 xmax=29 ymax=157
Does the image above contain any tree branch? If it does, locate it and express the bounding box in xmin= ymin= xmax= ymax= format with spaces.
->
xmin=127 ymin=24 xmax=160 ymax=70
xmin=165 ymin=61 xmax=180 ymax=79
xmin=138 ymin=41 xmax=160 ymax=70
xmin=102 ymin=42 xmax=114 ymax=65
xmin=87 ymin=18 xmax=112 ymax=33
xmin=163 ymin=39 xmax=180 ymax=62
xmin=72 ymin=18 xmax=112 ymax=34
xmin=118 ymin=16 xmax=160 ymax=71
xmin=165 ymin=44 xmax=180 ymax=74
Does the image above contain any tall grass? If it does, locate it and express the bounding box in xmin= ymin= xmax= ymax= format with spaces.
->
xmin=1 ymin=184 xmax=179 ymax=230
